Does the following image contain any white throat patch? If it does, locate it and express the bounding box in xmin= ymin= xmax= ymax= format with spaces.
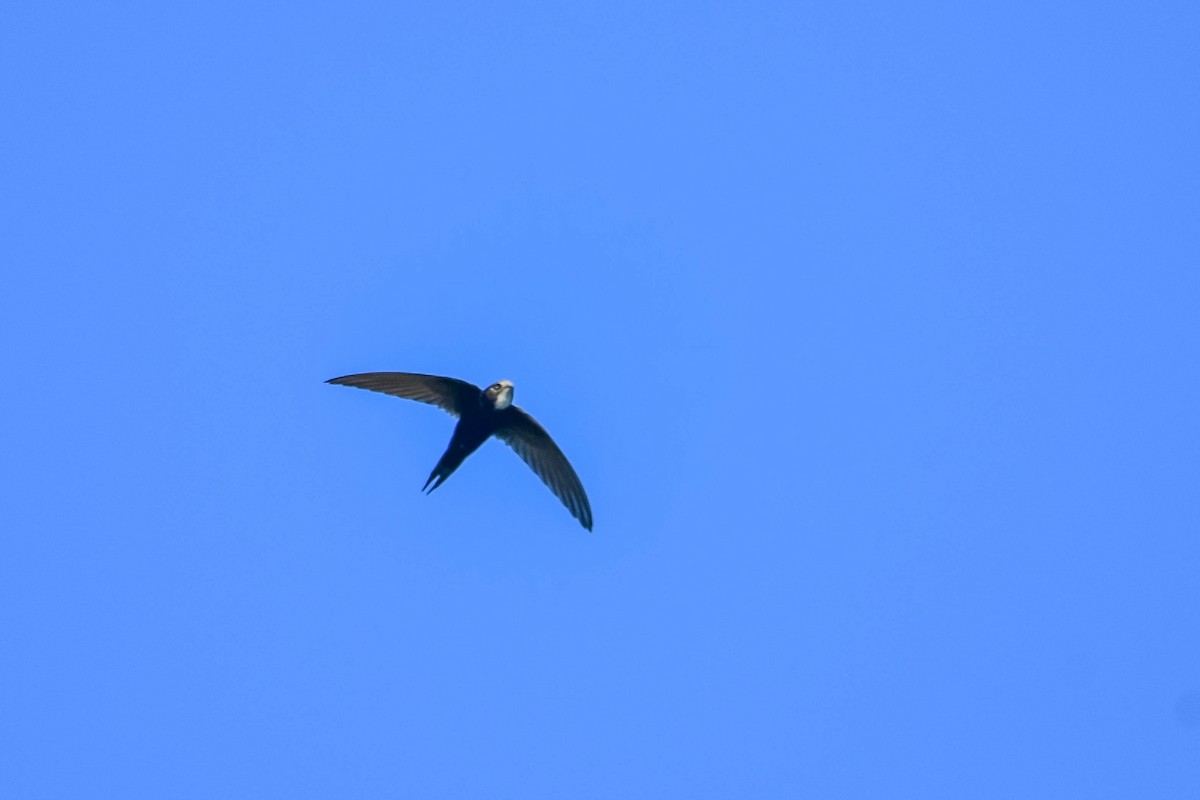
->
xmin=493 ymin=384 xmax=514 ymax=410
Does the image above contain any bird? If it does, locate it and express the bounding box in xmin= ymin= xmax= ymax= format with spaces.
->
xmin=327 ymin=372 xmax=593 ymax=531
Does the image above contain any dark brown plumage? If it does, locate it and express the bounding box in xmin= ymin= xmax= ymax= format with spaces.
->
xmin=328 ymin=372 xmax=593 ymax=531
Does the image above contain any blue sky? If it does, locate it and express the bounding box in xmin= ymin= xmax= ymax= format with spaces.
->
xmin=2 ymin=2 xmax=1198 ymax=797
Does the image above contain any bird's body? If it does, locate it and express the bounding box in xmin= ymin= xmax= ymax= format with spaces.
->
xmin=422 ymin=388 xmax=507 ymax=493
xmin=328 ymin=372 xmax=593 ymax=530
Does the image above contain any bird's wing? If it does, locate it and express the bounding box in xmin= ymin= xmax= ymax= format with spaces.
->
xmin=494 ymin=406 xmax=593 ymax=531
xmin=326 ymin=372 xmax=481 ymax=417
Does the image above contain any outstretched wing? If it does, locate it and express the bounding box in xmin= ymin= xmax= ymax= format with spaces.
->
xmin=494 ymin=406 xmax=593 ymax=531
xmin=326 ymin=372 xmax=481 ymax=417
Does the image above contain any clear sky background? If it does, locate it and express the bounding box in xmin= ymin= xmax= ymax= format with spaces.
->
xmin=2 ymin=2 xmax=1198 ymax=798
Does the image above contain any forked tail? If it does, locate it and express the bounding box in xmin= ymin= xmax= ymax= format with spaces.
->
xmin=422 ymin=447 xmax=468 ymax=494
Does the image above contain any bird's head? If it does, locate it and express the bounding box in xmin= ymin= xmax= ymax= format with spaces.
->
xmin=486 ymin=380 xmax=514 ymax=410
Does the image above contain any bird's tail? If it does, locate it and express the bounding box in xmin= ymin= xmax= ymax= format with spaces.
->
xmin=422 ymin=449 xmax=468 ymax=494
